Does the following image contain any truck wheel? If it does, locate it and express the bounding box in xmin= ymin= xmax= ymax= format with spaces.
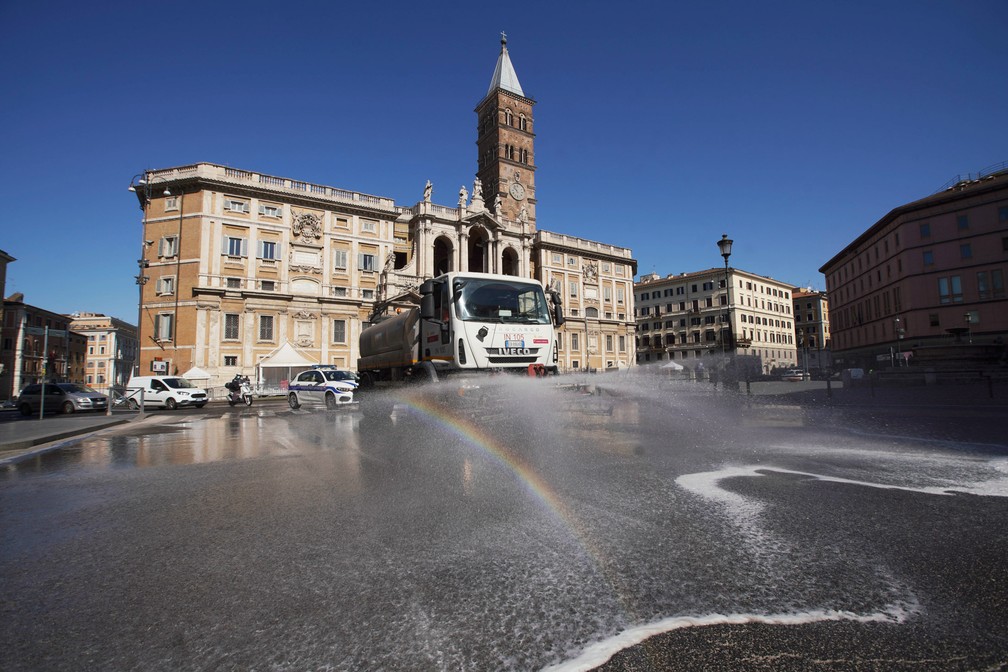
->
xmin=288 ymin=392 xmax=300 ymax=409
xmin=165 ymin=398 xmax=178 ymax=410
xmin=415 ymin=361 xmax=439 ymax=383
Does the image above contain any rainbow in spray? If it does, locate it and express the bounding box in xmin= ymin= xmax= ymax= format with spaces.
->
xmin=393 ymin=390 xmax=606 ymax=564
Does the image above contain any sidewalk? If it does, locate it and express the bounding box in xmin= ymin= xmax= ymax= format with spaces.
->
xmin=0 ymin=409 xmax=139 ymax=462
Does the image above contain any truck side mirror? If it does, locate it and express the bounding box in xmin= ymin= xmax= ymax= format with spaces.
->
xmin=419 ymin=279 xmax=434 ymax=295
xmin=551 ymin=291 xmax=565 ymax=327
xmin=420 ymin=293 xmax=436 ymax=320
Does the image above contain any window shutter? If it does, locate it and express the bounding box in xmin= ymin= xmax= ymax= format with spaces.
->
xmin=241 ymin=238 xmax=248 ymax=257
xmin=158 ymin=237 xmax=166 ymax=257
xmin=257 ymin=241 xmax=264 ymax=259
xmin=221 ymin=235 xmax=228 ymax=254
xmin=258 ymin=204 xmax=265 ymax=215
xmin=275 ymin=243 xmax=281 ymax=259
xmin=358 ymin=253 xmax=364 ymax=270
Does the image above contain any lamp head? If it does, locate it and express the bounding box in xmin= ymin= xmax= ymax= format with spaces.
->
xmin=717 ymin=234 xmax=733 ymax=260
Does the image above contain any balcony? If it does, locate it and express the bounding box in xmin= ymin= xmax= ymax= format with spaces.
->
xmin=146 ymin=163 xmax=398 ymax=213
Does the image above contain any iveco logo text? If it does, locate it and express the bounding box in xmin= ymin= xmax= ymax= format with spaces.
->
xmin=501 ymin=347 xmax=533 ymax=356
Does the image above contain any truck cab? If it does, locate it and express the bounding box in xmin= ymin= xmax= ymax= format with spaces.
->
xmin=419 ymin=273 xmax=562 ymax=375
xmin=358 ymin=271 xmax=564 ymax=387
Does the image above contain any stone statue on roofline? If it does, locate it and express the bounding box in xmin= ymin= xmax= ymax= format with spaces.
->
xmin=423 ymin=180 xmax=432 ymax=202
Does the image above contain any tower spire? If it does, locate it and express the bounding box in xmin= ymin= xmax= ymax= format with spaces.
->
xmin=487 ymin=32 xmax=524 ymax=97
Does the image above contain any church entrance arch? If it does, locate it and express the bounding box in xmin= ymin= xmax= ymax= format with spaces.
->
xmin=433 ymin=236 xmax=453 ymax=276
xmin=467 ymin=227 xmax=490 ymax=273
xmin=501 ymin=246 xmax=519 ymax=276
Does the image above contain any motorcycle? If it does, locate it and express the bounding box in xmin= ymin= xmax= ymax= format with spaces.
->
xmin=226 ymin=376 xmax=254 ymax=407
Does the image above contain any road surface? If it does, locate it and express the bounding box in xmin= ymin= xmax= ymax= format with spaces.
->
xmin=1 ymin=377 xmax=1006 ymax=670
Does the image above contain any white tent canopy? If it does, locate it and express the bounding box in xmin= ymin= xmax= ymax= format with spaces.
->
xmin=660 ymin=360 xmax=684 ymax=371
xmin=182 ymin=366 xmax=212 ymax=381
xmin=257 ymin=342 xmax=318 ymax=387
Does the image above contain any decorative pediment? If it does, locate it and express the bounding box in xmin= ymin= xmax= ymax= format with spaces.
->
xmin=461 ymin=211 xmax=501 ymax=232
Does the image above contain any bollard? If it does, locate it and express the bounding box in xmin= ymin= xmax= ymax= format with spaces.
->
xmin=826 ymin=378 xmax=832 ymax=399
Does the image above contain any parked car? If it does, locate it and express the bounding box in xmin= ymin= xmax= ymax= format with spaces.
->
xmin=781 ymin=369 xmax=806 ymax=382
xmin=125 ymin=376 xmax=208 ymax=410
xmin=17 ymin=382 xmax=108 ymax=416
xmin=312 ymin=366 xmax=359 ymax=389
xmin=287 ymin=368 xmax=355 ymax=410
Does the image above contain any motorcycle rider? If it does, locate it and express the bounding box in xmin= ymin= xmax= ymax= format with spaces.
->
xmin=225 ymin=374 xmax=252 ymax=405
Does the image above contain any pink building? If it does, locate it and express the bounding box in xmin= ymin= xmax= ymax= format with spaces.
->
xmin=820 ymin=164 xmax=1008 ymax=370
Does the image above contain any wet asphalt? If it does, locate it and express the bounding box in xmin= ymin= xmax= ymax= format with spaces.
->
xmin=1 ymin=378 xmax=1006 ymax=671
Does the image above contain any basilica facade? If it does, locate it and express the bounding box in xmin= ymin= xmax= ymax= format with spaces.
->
xmin=130 ymin=37 xmax=637 ymax=388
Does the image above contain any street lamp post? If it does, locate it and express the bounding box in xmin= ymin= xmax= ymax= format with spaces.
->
xmin=716 ymin=234 xmax=733 ymax=357
xmin=894 ymin=316 xmax=904 ymax=367
xmin=799 ymin=327 xmax=809 ymax=379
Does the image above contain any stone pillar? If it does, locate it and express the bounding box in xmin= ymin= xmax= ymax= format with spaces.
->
xmin=421 ymin=221 xmax=433 ymax=278
xmin=490 ymin=232 xmax=500 ymax=274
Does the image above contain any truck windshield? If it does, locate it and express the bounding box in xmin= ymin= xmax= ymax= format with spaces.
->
xmin=454 ymin=278 xmax=552 ymax=324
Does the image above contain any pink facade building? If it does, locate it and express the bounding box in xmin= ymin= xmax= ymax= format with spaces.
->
xmin=820 ymin=164 xmax=1008 ymax=370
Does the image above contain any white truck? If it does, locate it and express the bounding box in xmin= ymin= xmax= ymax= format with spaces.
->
xmin=356 ymin=272 xmax=564 ymax=413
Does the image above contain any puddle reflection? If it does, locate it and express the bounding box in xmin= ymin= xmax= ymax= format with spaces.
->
xmin=4 ymin=411 xmax=364 ymax=475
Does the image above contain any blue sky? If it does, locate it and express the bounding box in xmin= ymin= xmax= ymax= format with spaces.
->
xmin=2 ymin=0 xmax=1005 ymax=323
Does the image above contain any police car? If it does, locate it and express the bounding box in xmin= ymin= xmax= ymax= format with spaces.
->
xmin=287 ymin=366 xmax=357 ymax=410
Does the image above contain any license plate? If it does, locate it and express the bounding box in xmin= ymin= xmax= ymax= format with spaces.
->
xmin=504 ymin=339 xmax=525 ymax=349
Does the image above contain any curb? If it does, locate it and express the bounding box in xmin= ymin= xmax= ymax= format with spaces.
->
xmin=0 ymin=419 xmax=132 ymax=454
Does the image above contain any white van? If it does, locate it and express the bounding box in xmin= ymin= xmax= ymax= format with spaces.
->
xmin=126 ymin=376 xmax=208 ymax=410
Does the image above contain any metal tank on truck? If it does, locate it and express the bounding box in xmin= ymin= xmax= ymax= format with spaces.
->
xmin=356 ymin=271 xmax=564 ymax=414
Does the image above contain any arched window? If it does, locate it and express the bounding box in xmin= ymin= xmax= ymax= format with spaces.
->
xmin=519 ymin=114 xmax=527 ymax=131
xmin=505 ymin=109 xmax=513 ymax=126
xmin=586 ymin=307 xmax=599 ymax=318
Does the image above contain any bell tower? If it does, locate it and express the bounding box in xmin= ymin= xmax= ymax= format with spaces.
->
xmin=475 ymin=33 xmax=536 ymax=232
